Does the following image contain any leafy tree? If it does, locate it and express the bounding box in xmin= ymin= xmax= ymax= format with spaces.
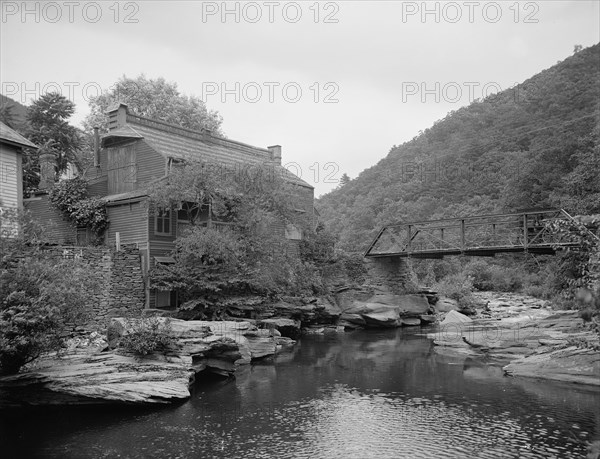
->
xmin=556 ymin=133 xmax=600 ymax=214
xmin=338 ymin=173 xmax=351 ymax=187
xmin=0 ymin=210 xmax=100 ymax=374
xmin=0 ymin=102 xmax=18 ymax=129
xmin=84 ymin=75 xmax=223 ymax=136
xmin=23 ymin=93 xmax=86 ymax=191
xmin=148 ymin=160 xmax=322 ymax=316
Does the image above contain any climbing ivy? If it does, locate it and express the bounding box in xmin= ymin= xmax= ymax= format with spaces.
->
xmin=48 ymin=178 xmax=108 ymax=241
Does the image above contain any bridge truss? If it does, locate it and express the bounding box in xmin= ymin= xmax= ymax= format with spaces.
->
xmin=364 ymin=209 xmax=580 ymax=259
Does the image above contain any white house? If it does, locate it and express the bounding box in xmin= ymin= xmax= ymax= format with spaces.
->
xmin=0 ymin=121 xmax=37 ymax=232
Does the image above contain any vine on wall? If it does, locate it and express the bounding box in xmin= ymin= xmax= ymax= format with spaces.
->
xmin=48 ymin=177 xmax=108 ymax=242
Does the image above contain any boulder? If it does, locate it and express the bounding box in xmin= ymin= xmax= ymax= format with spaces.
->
xmin=440 ymin=310 xmax=473 ymax=326
xmin=366 ymin=293 xmax=430 ymax=317
xmin=420 ymin=314 xmax=436 ymax=324
xmin=435 ymin=297 xmax=459 ymax=313
xmin=338 ymin=313 xmax=366 ymax=328
xmin=343 ymin=303 xmax=401 ymax=328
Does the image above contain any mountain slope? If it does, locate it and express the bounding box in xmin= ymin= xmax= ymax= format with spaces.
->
xmin=317 ymin=44 xmax=600 ymax=252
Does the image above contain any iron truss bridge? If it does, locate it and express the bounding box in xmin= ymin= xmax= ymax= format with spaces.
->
xmin=364 ymin=209 xmax=580 ymax=259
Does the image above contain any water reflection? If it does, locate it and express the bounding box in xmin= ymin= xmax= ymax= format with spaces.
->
xmin=1 ymin=329 xmax=598 ymax=458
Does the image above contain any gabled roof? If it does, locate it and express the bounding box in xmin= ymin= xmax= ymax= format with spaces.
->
xmin=102 ymin=112 xmax=313 ymax=189
xmin=0 ymin=121 xmax=38 ymax=150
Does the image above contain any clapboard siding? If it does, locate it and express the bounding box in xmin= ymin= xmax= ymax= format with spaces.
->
xmin=24 ymin=195 xmax=77 ymax=244
xmin=105 ymin=201 xmax=148 ymax=248
xmin=107 ymin=144 xmax=137 ymax=194
xmin=148 ymin=210 xmax=177 ymax=309
xmin=88 ymin=176 xmax=108 ymax=196
xmin=136 ymin=140 xmax=167 ymax=185
xmin=0 ymin=145 xmax=20 ymax=209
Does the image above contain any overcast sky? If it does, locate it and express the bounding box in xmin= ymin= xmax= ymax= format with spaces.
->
xmin=2 ymin=1 xmax=599 ymax=196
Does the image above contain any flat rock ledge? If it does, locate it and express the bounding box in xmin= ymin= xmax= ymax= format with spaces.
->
xmin=503 ymin=346 xmax=600 ymax=386
xmin=0 ymin=318 xmax=293 ymax=408
xmin=428 ymin=292 xmax=600 ymax=386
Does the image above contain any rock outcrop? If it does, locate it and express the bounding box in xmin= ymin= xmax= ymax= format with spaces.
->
xmin=503 ymin=345 xmax=600 ymax=386
xmin=428 ymin=291 xmax=600 ymax=386
xmin=338 ymin=293 xmax=431 ymax=328
xmin=0 ymin=318 xmax=287 ymax=407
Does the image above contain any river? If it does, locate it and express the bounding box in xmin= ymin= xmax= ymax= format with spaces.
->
xmin=1 ymin=328 xmax=599 ymax=458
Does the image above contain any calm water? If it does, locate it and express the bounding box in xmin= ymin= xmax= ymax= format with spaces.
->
xmin=1 ymin=329 xmax=599 ymax=458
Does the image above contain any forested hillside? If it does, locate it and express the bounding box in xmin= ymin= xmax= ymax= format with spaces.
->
xmin=317 ymin=44 xmax=600 ymax=253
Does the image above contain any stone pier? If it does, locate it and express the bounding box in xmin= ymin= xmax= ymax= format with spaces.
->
xmin=363 ymin=256 xmax=415 ymax=294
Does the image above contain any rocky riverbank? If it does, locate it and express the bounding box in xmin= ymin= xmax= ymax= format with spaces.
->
xmin=428 ymin=291 xmax=600 ymax=386
xmin=0 ymin=319 xmax=296 ymax=408
xmin=2 ymin=290 xmax=597 ymax=407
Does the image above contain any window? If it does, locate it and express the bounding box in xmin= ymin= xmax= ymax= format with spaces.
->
xmin=155 ymin=209 xmax=171 ymax=235
xmin=156 ymin=290 xmax=172 ymax=308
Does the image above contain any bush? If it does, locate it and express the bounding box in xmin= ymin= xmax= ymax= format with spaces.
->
xmin=48 ymin=178 xmax=108 ymax=240
xmin=1 ymin=241 xmax=99 ymax=374
xmin=118 ymin=317 xmax=176 ymax=356
xmin=433 ymin=272 xmax=478 ymax=309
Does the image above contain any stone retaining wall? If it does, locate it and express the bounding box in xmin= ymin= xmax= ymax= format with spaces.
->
xmin=39 ymin=244 xmax=145 ymax=329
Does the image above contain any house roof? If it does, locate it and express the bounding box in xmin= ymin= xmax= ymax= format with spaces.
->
xmin=101 ymin=125 xmax=144 ymax=147
xmin=0 ymin=121 xmax=38 ymax=150
xmin=103 ymin=112 xmax=313 ymax=190
xmin=102 ymin=188 xmax=149 ymax=205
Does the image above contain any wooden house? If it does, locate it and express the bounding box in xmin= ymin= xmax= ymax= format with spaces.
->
xmin=28 ymin=104 xmax=314 ymax=308
xmin=0 ymin=121 xmax=37 ymax=235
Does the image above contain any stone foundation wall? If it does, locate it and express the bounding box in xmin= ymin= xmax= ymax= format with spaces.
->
xmin=39 ymin=244 xmax=145 ymax=329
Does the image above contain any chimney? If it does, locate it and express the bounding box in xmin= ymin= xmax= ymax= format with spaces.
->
xmin=106 ymin=103 xmax=128 ymax=131
xmin=268 ymin=145 xmax=282 ymax=165
xmin=38 ymin=152 xmax=56 ymax=191
xmin=93 ymin=126 xmax=100 ymax=167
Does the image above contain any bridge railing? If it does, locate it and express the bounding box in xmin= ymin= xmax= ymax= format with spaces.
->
xmin=365 ymin=209 xmax=578 ymax=258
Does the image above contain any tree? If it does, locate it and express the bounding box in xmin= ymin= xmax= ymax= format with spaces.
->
xmin=0 ymin=210 xmax=100 ymax=374
xmin=339 ymin=173 xmax=351 ymax=187
xmin=557 ymin=133 xmax=600 ymax=215
xmin=0 ymin=102 xmax=18 ymax=129
xmin=24 ymin=93 xmax=86 ymax=191
xmin=148 ymin=160 xmax=322 ymax=316
xmin=84 ymin=75 xmax=224 ymax=136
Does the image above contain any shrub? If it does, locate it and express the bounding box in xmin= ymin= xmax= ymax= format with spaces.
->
xmin=48 ymin=178 xmax=108 ymax=241
xmin=48 ymin=176 xmax=88 ymax=214
xmin=1 ymin=240 xmax=100 ymax=374
xmin=118 ymin=317 xmax=176 ymax=356
xmin=433 ymin=272 xmax=479 ymax=309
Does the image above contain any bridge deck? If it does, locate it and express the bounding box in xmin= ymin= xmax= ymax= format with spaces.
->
xmin=364 ymin=209 xmax=578 ymax=259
